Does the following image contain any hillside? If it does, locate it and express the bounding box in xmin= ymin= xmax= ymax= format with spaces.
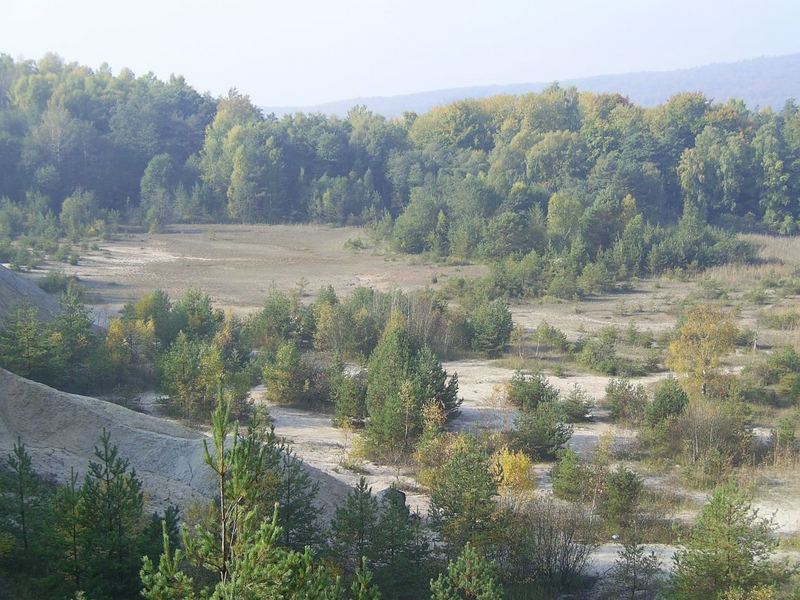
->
xmin=0 ymin=368 xmax=214 ymax=508
xmin=264 ymin=53 xmax=800 ymax=117
xmin=0 ymin=264 xmax=60 ymax=322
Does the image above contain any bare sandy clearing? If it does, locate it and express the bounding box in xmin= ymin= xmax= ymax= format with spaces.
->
xmin=510 ymin=280 xmax=689 ymax=339
xmin=53 ymin=224 xmax=485 ymax=315
xmin=445 ymin=357 xmax=667 ymax=456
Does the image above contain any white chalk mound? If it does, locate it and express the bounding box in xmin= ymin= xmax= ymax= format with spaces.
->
xmin=0 ymin=368 xmax=214 ymax=508
xmin=0 ymin=264 xmax=60 ymax=322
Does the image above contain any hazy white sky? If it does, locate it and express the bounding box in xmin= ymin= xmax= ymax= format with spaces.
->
xmin=3 ymin=0 xmax=799 ymax=106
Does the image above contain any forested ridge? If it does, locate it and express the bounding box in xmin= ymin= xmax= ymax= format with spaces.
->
xmin=2 ymin=53 xmax=800 ymax=254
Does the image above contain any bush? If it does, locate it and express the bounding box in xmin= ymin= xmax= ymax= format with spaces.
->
xmin=558 ymin=384 xmax=593 ymax=422
xmin=38 ymin=270 xmax=86 ymax=299
xmin=493 ymin=497 xmax=597 ymax=589
xmin=262 ymin=341 xmax=308 ymax=405
xmin=330 ymin=362 xmax=368 ymax=427
xmin=492 ymin=446 xmax=535 ymax=494
xmin=645 ymin=376 xmax=688 ymax=427
xmin=605 ymin=378 xmax=647 ymax=424
xmin=470 ymin=299 xmax=513 ymax=356
xmin=506 ymin=370 xmax=559 ymax=411
xmin=530 ymin=321 xmax=568 ymax=353
xmin=599 ymin=466 xmax=644 ymax=531
xmin=577 ymin=336 xmax=620 ymax=375
xmin=762 ymin=346 xmax=800 ymax=385
xmin=512 ymin=402 xmax=573 ymax=460
xmin=551 ymin=449 xmax=589 ymax=502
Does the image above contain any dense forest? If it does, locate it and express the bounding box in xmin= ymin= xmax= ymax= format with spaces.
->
xmin=2 ymin=53 xmax=800 ymax=258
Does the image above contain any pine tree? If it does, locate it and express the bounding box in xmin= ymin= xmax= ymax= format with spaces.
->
xmin=365 ymin=314 xmax=459 ymax=459
xmin=79 ymin=429 xmax=147 ymax=599
xmin=429 ymin=436 xmax=499 ymax=553
xmin=142 ymin=398 xmax=379 ymax=600
xmin=429 ymin=543 xmax=503 ymax=600
xmin=262 ymin=340 xmax=306 ymax=405
xmin=51 ymin=469 xmax=84 ymax=593
xmin=0 ymin=305 xmax=48 ymax=380
xmin=602 ymin=532 xmax=662 ymax=599
xmin=672 ymin=482 xmax=782 ymax=599
xmin=49 ymin=291 xmax=100 ymax=391
xmin=366 ymin=314 xmax=416 ymax=430
xmin=330 ymin=356 xmax=368 ymax=427
xmin=6 ymin=437 xmax=36 ymax=554
xmin=351 ymin=557 xmax=382 ymax=600
xmin=372 ymin=487 xmax=430 ymax=599
xmin=140 ymin=522 xmax=198 ymax=600
xmin=277 ymin=447 xmax=321 ymax=552
xmin=330 ymin=477 xmax=379 ymax=575
xmin=414 ymin=346 xmax=460 ymax=419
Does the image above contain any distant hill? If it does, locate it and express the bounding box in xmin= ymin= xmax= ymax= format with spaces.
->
xmin=264 ymin=53 xmax=800 ymax=117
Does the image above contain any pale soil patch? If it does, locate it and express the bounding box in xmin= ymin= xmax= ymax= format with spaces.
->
xmin=51 ymin=224 xmax=485 ymax=316
xmin=510 ymin=280 xmax=689 ymax=339
xmin=444 ymin=358 xmax=668 ymax=457
xmin=749 ymin=467 xmax=800 ymax=535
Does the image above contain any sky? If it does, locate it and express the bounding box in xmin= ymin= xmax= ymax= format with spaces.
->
xmin=2 ymin=0 xmax=800 ymax=107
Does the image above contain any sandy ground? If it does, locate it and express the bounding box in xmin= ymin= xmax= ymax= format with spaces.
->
xmin=445 ymin=358 xmax=666 ymax=455
xmin=509 ymin=280 xmax=689 ymax=340
xmin=53 ymin=224 xmax=485 ymax=315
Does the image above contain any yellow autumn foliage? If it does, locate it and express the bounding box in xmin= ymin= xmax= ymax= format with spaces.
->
xmin=492 ymin=446 xmax=535 ymax=493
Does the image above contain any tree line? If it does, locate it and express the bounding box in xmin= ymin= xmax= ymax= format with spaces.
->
xmin=1 ymin=53 xmax=798 ymax=273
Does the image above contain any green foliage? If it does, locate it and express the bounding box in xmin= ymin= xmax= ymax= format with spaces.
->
xmin=599 ymin=466 xmax=644 ymax=532
xmin=506 ymin=370 xmax=560 ymax=411
xmin=38 ymin=270 xmax=84 ymax=298
xmin=601 ymin=534 xmax=663 ymax=600
xmin=605 ymin=378 xmax=647 ymax=424
xmin=512 ymin=402 xmax=573 ymax=460
xmin=430 ymin=543 xmax=503 ymax=600
xmin=0 ymin=431 xmax=170 ymax=600
xmin=275 ymin=447 xmax=322 ymax=552
xmin=78 ymin=430 xmax=152 ymax=599
xmin=330 ymin=480 xmax=429 ymax=599
xmin=429 ymin=436 xmax=499 ymax=553
xmin=364 ymin=315 xmax=459 ymax=459
xmin=558 ymin=384 xmax=593 ymax=422
xmin=645 ymin=376 xmax=689 ymax=427
xmin=158 ymin=331 xmax=224 ymax=417
xmin=493 ymin=496 xmax=597 ymax=590
xmin=470 ymin=300 xmax=513 ymax=356
xmin=0 ymin=293 xmax=107 ymax=393
xmin=551 ymin=449 xmax=590 ymax=502
xmin=329 ymin=359 xmax=368 ymax=427
xmin=329 ymin=477 xmax=380 ymax=576
xmin=141 ymin=398 xmax=371 ymax=600
xmin=672 ymin=482 xmax=783 ymax=599
xmin=262 ymin=341 xmax=307 ymax=405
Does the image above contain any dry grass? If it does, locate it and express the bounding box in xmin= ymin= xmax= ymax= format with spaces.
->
xmin=704 ymin=234 xmax=800 ymax=287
